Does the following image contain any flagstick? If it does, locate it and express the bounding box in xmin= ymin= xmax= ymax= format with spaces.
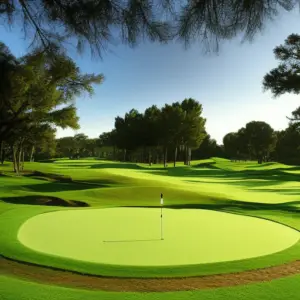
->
xmin=160 ymin=193 xmax=163 ymax=240
xmin=161 ymin=205 xmax=163 ymax=240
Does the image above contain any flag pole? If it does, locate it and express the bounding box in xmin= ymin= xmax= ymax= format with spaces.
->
xmin=160 ymin=193 xmax=163 ymax=240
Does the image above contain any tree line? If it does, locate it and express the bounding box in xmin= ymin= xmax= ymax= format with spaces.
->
xmin=1 ymin=27 xmax=300 ymax=171
xmin=12 ymin=102 xmax=300 ymax=167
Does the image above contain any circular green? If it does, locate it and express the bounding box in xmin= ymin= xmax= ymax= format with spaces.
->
xmin=18 ymin=208 xmax=299 ymax=266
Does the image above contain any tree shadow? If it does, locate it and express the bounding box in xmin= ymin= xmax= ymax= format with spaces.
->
xmin=0 ymin=195 xmax=89 ymax=207
xmin=24 ymin=171 xmax=73 ymax=183
xmin=150 ymin=162 xmax=300 ymax=189
xmin=123 ymin=198 xmax=300 ymax=215
xmin=90 ymin=163 xmax=162 ymax=171
xmin=246 ymin=162 xmax=278 ymax=168
xmin=23 ymin=181 xmax=108 ymax=193
xmin=250 ymin=188 xmax=300 ymax=196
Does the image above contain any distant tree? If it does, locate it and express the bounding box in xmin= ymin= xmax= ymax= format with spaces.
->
xmin=274 ymin=125 xmax=300 ymax=164
xmin=160 ymin=103 xmax=185 ymax=167
xmin=143 ymin=105 xmax=162 ymax=165
xmin=192 ymin=134 xmax=224 ymax=159
xmin=1 ymin=1 xmax=297 ymax=56
xmin=73 ymin=133 xmax=89 ymax=158
xmin=98 ymin=130 xmax=118 ymax=159
xmin=180 ymin=98 xmax=206 ymax=165
xmin=236 ymin=127 xmax=250 ymax=160
xmin=85 ymin=138 xmax=99 ymax=157
xmin=223 ymin=132 xmax=239 ymax=160
xmin=244 ymin=121 xmax=277 ymax=164
xmin=56 ymin=137 xmax=76 ymax=159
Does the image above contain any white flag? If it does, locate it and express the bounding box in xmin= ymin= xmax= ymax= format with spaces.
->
xmin=161 ymin=198 xmax=164 ymax=205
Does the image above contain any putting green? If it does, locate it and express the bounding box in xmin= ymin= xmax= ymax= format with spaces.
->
xmin=18 ymin=208 xmax=299 ymax=266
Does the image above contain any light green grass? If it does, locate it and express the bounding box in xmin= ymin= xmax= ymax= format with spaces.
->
xmin=18 ymin=207 xmax=299 ymax=266
xmin=2 ymin=158 xmax=300 ymax=299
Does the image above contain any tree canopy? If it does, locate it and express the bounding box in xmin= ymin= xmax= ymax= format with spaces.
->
xmin=0 ymin=42 xmax=103 ymax=173
xmin=263 ymin=33 xmax=300 ymax=126
xmin=1 ymin=1 xmax=299 ymax=56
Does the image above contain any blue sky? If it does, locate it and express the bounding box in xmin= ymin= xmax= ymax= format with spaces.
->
xmin=1 ymin=9 xmax=300 ymax=144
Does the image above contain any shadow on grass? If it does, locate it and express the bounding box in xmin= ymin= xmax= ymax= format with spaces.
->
xmin=23 ymin=182 xmax=104 ymax=193
xmin=24 ymin=171 xmax=73 ymax=183
xmin=149 ymin=160 xmax=300 ymax=190
xmin=124 ymin=198 xmax=300 ymax=215
xmin=0 ymin=195 xmax=89 ymax=207
xmin=90 ymin=163 xmax=163 ymax=171
xmin=249 ymin=188 xmax=300 ymax=196
xmin=23 ymin=170 xmax=118 ymax=192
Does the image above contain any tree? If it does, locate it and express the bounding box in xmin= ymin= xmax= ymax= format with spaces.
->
xmin=0 ymin=46 xmax=103 ymax=142
xmin=0 ymin=1 xmax=298 ymax=56
xmin=244 ymin=121 xmax=277 ymax=164
xmin=56 ymin=137 xmax=76 ymax=159
xmin=98 ymin=130 xmax=118 ymax=159
xmin=223 ymin=132 xmax=239 ymax=160
xmin=143 ymin=105 xmax=162 ymax=165
xmin=192 ymin=133 xmax=224 ymax=159
xmin=73 ymin=133 xmax=89 ymax=158
xmin=263 ymin=34 xmax=300 ymax=127
xmin=160 ymin=103 xmax=184 ymax=167
xmin=0 ymin=43 xmax=103 ymax=172
xmin=263 ymin=34 xmax=300 ymax=97
xmin=274 ymin=125 xmax=300 ymax=164
xmin=180 ymin=99 xmax=206 ymax=165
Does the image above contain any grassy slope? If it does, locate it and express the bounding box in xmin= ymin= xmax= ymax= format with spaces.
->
xmin=1 ymin=158 xmax=300 ymax=299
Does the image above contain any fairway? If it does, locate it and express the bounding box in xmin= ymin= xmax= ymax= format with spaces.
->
xmin=18 ymin=207 xmax=299 ymax=266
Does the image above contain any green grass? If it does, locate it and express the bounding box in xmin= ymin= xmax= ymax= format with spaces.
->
xmin=17 ymin=207 xmax=299 ymax=266
xmin=2 ymin=273 xmax=300 ymax=300
xmin=1 ymin=158 xmax=300 ymax=299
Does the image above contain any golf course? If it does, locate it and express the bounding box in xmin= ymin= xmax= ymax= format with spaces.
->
xmin=2 ymin=158 xmax=300 ymax=299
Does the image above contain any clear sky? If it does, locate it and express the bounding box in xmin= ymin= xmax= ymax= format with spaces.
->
xmin=1 ymin=9 xmax=300 ymax=144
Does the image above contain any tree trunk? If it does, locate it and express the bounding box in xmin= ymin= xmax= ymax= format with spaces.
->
xmin=174 ymin=146 xmax=177 ymax=167
xmin=123 ymin=149 xmax=126 ymax=161
xmin=163 ymin=147 xmax=167 ymax=168
xmin=185 ymin=146 xmax=188 ymax=165
xmin=188 ymin=147 xmax=191 ymax=165
xmin=12 ymin=145 xmax=19 ymax=174
xmin=148 ymin=148 xmax=152 ymax=166
xmin=21 ymin=149 xmax=25 ymax=171
xmin=0 ymin=140 xmax=4 ymax=164
xmin=30 ymin=145 xmax=35 ymax=162
xmin=156 ymin=147 xmax=159 ymax=164
xmin=17 ymin=146 xmax=22 ymax=173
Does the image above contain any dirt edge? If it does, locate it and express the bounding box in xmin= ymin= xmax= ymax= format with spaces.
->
xmin=1 ymin=257 xmax=300 ymax=292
